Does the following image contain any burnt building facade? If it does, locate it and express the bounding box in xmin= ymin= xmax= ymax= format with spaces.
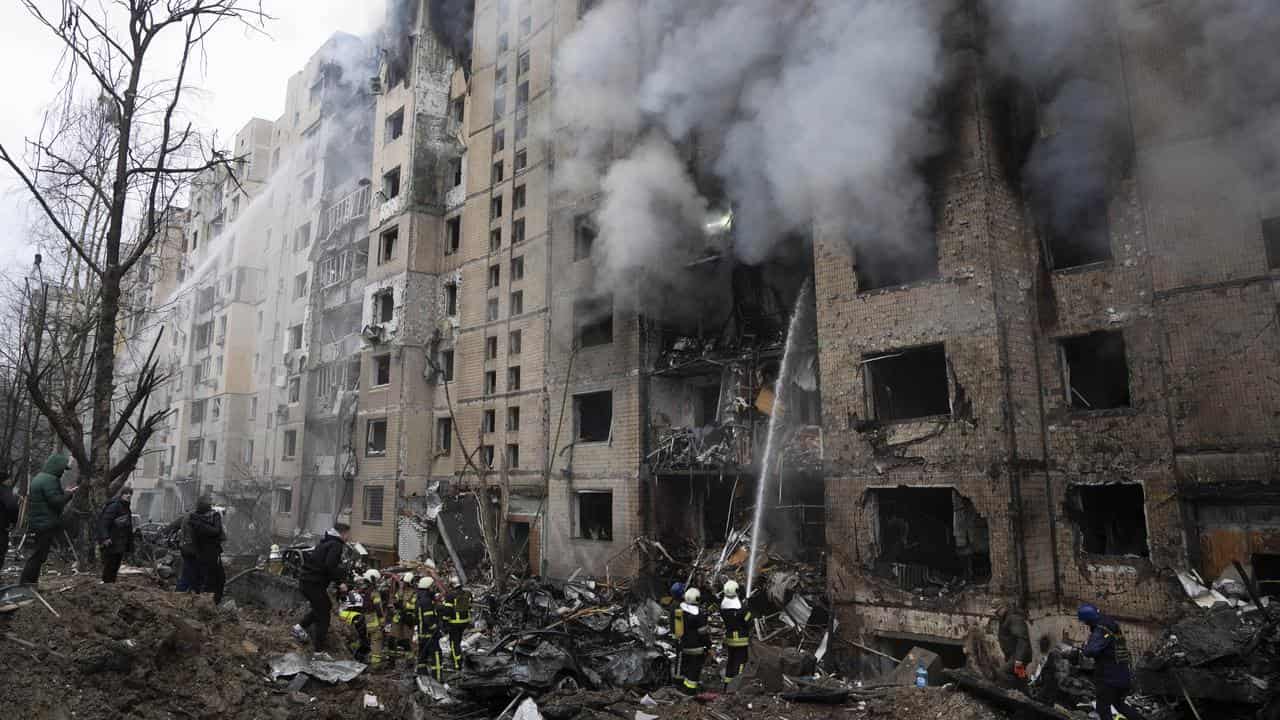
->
xmin=818 ymin=1 xmax=1280 ymax=659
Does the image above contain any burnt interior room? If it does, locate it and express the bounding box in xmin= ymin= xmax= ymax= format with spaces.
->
xmin=1060 ymin=331 xmax=1130 ymax=410
xmin=869 ymin=487 xmax=991 ymax=585
xmin=864 ymin=344 xmax=951 ymax=422
xmin=1255 ymin=554 xmax=1280 ymax=599
xmin=1067 ymin=483 xmax=1149 ymax=557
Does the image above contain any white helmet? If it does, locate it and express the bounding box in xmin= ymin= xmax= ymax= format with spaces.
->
xmin=684 ymin=588 xmax=701 ymax=604
xmin=418 ymin=576 xmax=435 ymax=590
xmin=723 ymin=580 xmax=739 ymax=598
xmin=402 ymin=572 xmax=415 ymax=585
xmin=362 ymin=569 xmax=382 ymax=583
xmin=449 ymin=575 xmax=461 ymax=588
xmin=425 ymin=558 xmax=437 ymax=569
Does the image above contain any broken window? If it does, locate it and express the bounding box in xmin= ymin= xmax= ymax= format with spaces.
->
xmin=446 ymin=216 xmax=461 ymax=254
xmin=379 ymin=227 xmax=398 ymax=264
xmin=514 ymin=148 xmax=528 ymax=172
xmin=1069 ymin=483 xmax=1149 ymax=557
xmin=205 ymin=440 xmax=217 ymax=464
xmin=382 ymin=166 xmax=401 ymax=200
xmin=854 ymin=236 xmax=939 ymax=292
xmin=574 ymin=214 xmax=596 ymax=260
xmin=513 ymin=218 xmax=526 ymax=244
xmin=293 ymin=272 xmax=308 ymax=299
xmin=362 ymin=485 xmax=384 ymax=525
xmin=492 ymin=160 xmax=504 ymax=184
xmin=451 ymin=97 xmax=465 ymax=125
xmin=575 ymin=296 xmax=614 ymax=347
xmin=576 ymin=491 xmax=612 ymax=541
xmin=507 ymin=366 xmax=521 ymax=391
xmin=190 ymin=400 xmax=206 ymax=425
xmin=373 ymin=354 xmax=391 ymax=386
xmin=484 ymin=370 xmax=497 ymax=395
xmin=187 ymin=439 xmax=202 ymax=462
xmin=511 ymin=290 xmax=524 ymax=315
xmin=376 ymin=290 xmax=394 ymax=323
xmin=1060 ymin=331 xmax=1130 ymax=410
xmin=511 ymin=256 xmax=524 ymax=280
xmin=489 ymin=264 xmax=501 ymax=288
xmin=436 ymin=418 xmax=453 ymax=454
xmin=575 ymin=391 xmax=612 ymax=442
xmin=493 ymin=129 xmax=506 ymax=154
xmin=1043 ymin=195 xmax=1111 ymax=269
xmin=451 ymin=158 xmax=463 ymax=188
xmin=514 ymin=184 xmax=526 ymax=210
xmin=486 ymin=336 xmax=498 ymax=360
xmin=1255 ymin=554 xmax=1280 ymax=599
xmin=516 ymin=81 xmax=530 ymax=109
xmin=366 ymin=418 xmax=388 ymax=456
xmin=1263 ymin=217 xmax=1280 ymax=270
xmin=507 ymin=444 xmax=520 ymax=468
xmin=864 ymin=344 xmax=949 ymax=422
xmin=194 ymin=321 xmax=212 ymax=349
xmin=507 ymin=406 xmax=521 ymax=431
xmin=509 ymin=329 xmax=522 ymax=355
xmin=386 ymin=107 xmax=404 ymax=142
xmin=483 ymin=409 xmax=496 ymax=433
xmin=486 ymin=298 xmax=499 ymax=321
xmin=518 ymin=50 xmax=531 ymax=77
xmin=288 ymin=376 xmax=301 ymax=403
xmin=481 ymin=444 xmax=496 ymax=467
xmin=491 ymin=194 xmax=504 ymax=219
xmin=490 ymin=228 xmax=502 ymax=251
xmin=283 ymin=430 xmax=297 ymax=459
xmin=289 ymin=324 xmax=303 ymax=350
xmin=442 ymin=349 xmax=455 ymax=381
xmin=445 ymin=283 xmax=458 ymax=316
xmin=276 ymin=487 xmax=293 ymax=514
xmin=697 ymin=384 xmax=721 ymax=426
xmin=870 ymin=487 xmax=991 ymax=584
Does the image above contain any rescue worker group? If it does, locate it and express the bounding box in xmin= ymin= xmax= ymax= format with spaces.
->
xmin=283 ymin=523 xmax=754 ymax=693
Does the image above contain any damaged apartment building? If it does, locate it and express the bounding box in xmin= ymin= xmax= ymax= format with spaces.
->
xmin=815 ymin=1 xmax=1280 ymax=665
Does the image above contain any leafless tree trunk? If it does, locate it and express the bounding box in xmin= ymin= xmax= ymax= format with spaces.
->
xmin=0 ymin=1 xmax=267 ymax=517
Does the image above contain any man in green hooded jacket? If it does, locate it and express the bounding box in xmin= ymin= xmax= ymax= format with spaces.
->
xmin=21 ymin=453 xmax=77 ymax=584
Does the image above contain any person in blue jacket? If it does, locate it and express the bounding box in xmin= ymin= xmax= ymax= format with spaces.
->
xmin=1077 ymin=603 xmax=1144 ymax=720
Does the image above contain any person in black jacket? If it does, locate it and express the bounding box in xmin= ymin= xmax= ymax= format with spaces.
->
xmin=293 ymin=522 xmax=350 ymax=652
xmin=187 ymin=497 xmax=226 ymax=604
xmin=0 ymin=471 xmax=19 ymax=569
xmin=95 ymin=487 xmax=134 ymax=583
xmin=1076 ymin=603 xmax=1144 ymax=720
xmin=675 ymin=587 xmax=710 ymax=694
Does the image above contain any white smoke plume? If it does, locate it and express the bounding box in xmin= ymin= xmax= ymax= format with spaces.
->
xmin=555 ymin=0 xmax=954 ymax=306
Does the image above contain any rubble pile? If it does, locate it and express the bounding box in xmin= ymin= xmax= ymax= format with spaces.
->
xmin=1137 ymin=602 xmax=1280 ymax=716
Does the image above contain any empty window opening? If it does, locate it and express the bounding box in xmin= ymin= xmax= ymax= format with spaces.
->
xmin=366 ymin=418 xmax=388 ymax=456
xmin=511 ymin=256 xmax=524 ymax=280
xmin=436 ymin=418 xmax=453 ymax=454
xmin=489 ymin=264 xmax=501 ymax=288
xmin=1254 ymin=554 xmax=1280 ymax=599
xmin=282 ymin=430 xmax=297 ymax=459
xmin=697 ymin=384 xmax=721 ymax=426
xmin=507 ymin=444 xmax=520 ymax=468
xmin=362 ymin=485 xmax=384 ymax=525
xmin=514 ymin=148 xmax=528 ymax=172
xmin=510 ymin=290 xmax=524 ymax=315
xmin=493 ymin=129 xmax=506 ymax=154
xmin=276 ymin=487 xmax=293 ymax=514
xmin=1068 ymin=483 xmax=1149 ymax=557
xmin=575 ymin=391 xmax=612 ymax=442
xmin=289 ymin=324 xmax=303 ymax=350
xmin=864 ymin=344 xmax=949 ymax=422
xmin=373 ymin=354 xmax=391 ymax=386
xmin=451 ymin=158 xmax=463 ymax=188
xmin=513 ymin=218 xmax=526 ymax=244
xmin=1060 ymin=331 xmax=1130 ymax=410
xmin=487 ymin=298 xmax=500 ymax=321
xmin=575 ymin=296 xmax=614 ymax=348
xmin=507 ymin=366 xmax=521 ymax=391
xmin=483 ymin=409 xmax=496 ymax=433
xmin=574 ymin=214 xmax=596 ymax=260
xmin=485 ymin=336 xmax=499 ymax=360
xmin=491 ymin=195 xmax=504 ymax=219
xmin=854 ymin=236 xmax=939 ymax=292
xmin=445 ymin=283 xmax=458 ymax=316
xmin=870 ymin=487 xmax=991 ymax=584
xmin=490 ymin=228 xmax=502 ymax=251
xmin=484 ymin=370 xmax=497 ymax=395
xmin=507 ymin=406 xmax=521 ymax=431
xmin=386 ymin=107 xmax=405 ymax=142
xmin=514 ymin=184 xmax=526 ymax=210
xmin=481 ymin=444 xmax=495 ymax=467
xmin=875 ymin=635 xmax=967 ymax=672
xmin=376 ymin=290 xmax=395 ymax=323
xmin=1044 ymin=195 xmax=1111 ymax=270
xmin=576 ymin=491 xmax=613 ymax=541
xmin=446 ymin=216 xmax=461 ymax=254
xmin=450 ymin=97 xmax=464 ymax=124
xmin=379 ymin=227 xmax=398 ymax=264
xmin=1263 ymin=217 xmax=1280 ymax=270
xmin=492 ymin=160 xmax=504 ymax=184
xmin=382 ymin=166 xmax=401 ymax=200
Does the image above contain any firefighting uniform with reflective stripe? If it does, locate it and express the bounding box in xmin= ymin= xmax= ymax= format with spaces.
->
xmin=440 ymin=587 xmax=473 ymax=670
xmin=338 ymin=589 xmax=385 ymax=666
xmin=675 ymin=603 xmax=710 ymax=693
xmin=720 ymin=597 xmax=752 ymax=680
xmin=416 ymin=589 xmax=444 ymax=679
xmin=389 ymin=584 xmax=417 ymax=657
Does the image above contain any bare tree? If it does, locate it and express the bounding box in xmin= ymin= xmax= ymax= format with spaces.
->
xmin=0 ymin=1 xmax=266 ymax=511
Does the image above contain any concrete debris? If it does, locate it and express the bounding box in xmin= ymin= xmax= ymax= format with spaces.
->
xmin=511 ymin=697 xmax=543 ymax=720
xmin=268 ymin=651 xmax=366 ymax=683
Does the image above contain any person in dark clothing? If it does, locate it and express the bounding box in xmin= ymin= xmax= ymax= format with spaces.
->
xmin=0 ymin=472 xmax=20 ymax=569
xmin=21 ymin=453 xmax=76 ymax=585
xmin=294 ymin=523 xmax=350 ymax=652
xmin=440 ymin=575 xmax=473 ymax=670
xmin=95 ymin=488 xmax=134 ymax=583
xmin=187 ymin=497 xmax=226 ymax=603
xmin=675 ymin=587 xmax=710 ymax=694
xmin=1077 ymin=603 xmax=1144 ymax=720
xmin=719 ymin=580 xmax=752 ymax=684
xmin=995 ymin=600 xmax=1032 ymax=688
xmin=415 ymin=576 xmax=443 ymax=679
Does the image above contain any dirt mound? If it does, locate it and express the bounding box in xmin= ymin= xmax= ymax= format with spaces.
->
xmin=0 ymin=576 xmax=405 ymax=719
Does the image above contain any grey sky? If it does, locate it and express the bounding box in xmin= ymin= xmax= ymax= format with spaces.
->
xmin=0 ymin=0 xmax=384 ymax=272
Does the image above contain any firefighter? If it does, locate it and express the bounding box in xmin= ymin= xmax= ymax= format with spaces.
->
xmin=389 ymin=572 xmax=417 ymax=662
xmin=415 ymin=576 xmax=444 ymax=680
xmin=440 ymin=575 xmax=473 ymax=670
xmin=338 ymin=571 xmax=374 ymax=663
xmin=339 ymin=569 xmax=385 ymax=667
xmin=675 ymin=587 xmax=710 ymax=694
xmin=719 ymin=580 xmax=752 ymax=683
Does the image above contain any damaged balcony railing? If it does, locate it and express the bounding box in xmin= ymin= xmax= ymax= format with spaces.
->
xmin=646 ymin=423 xmax=751 ymax=472
xmin=318 ymin=184 xmax=370 ymax=239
